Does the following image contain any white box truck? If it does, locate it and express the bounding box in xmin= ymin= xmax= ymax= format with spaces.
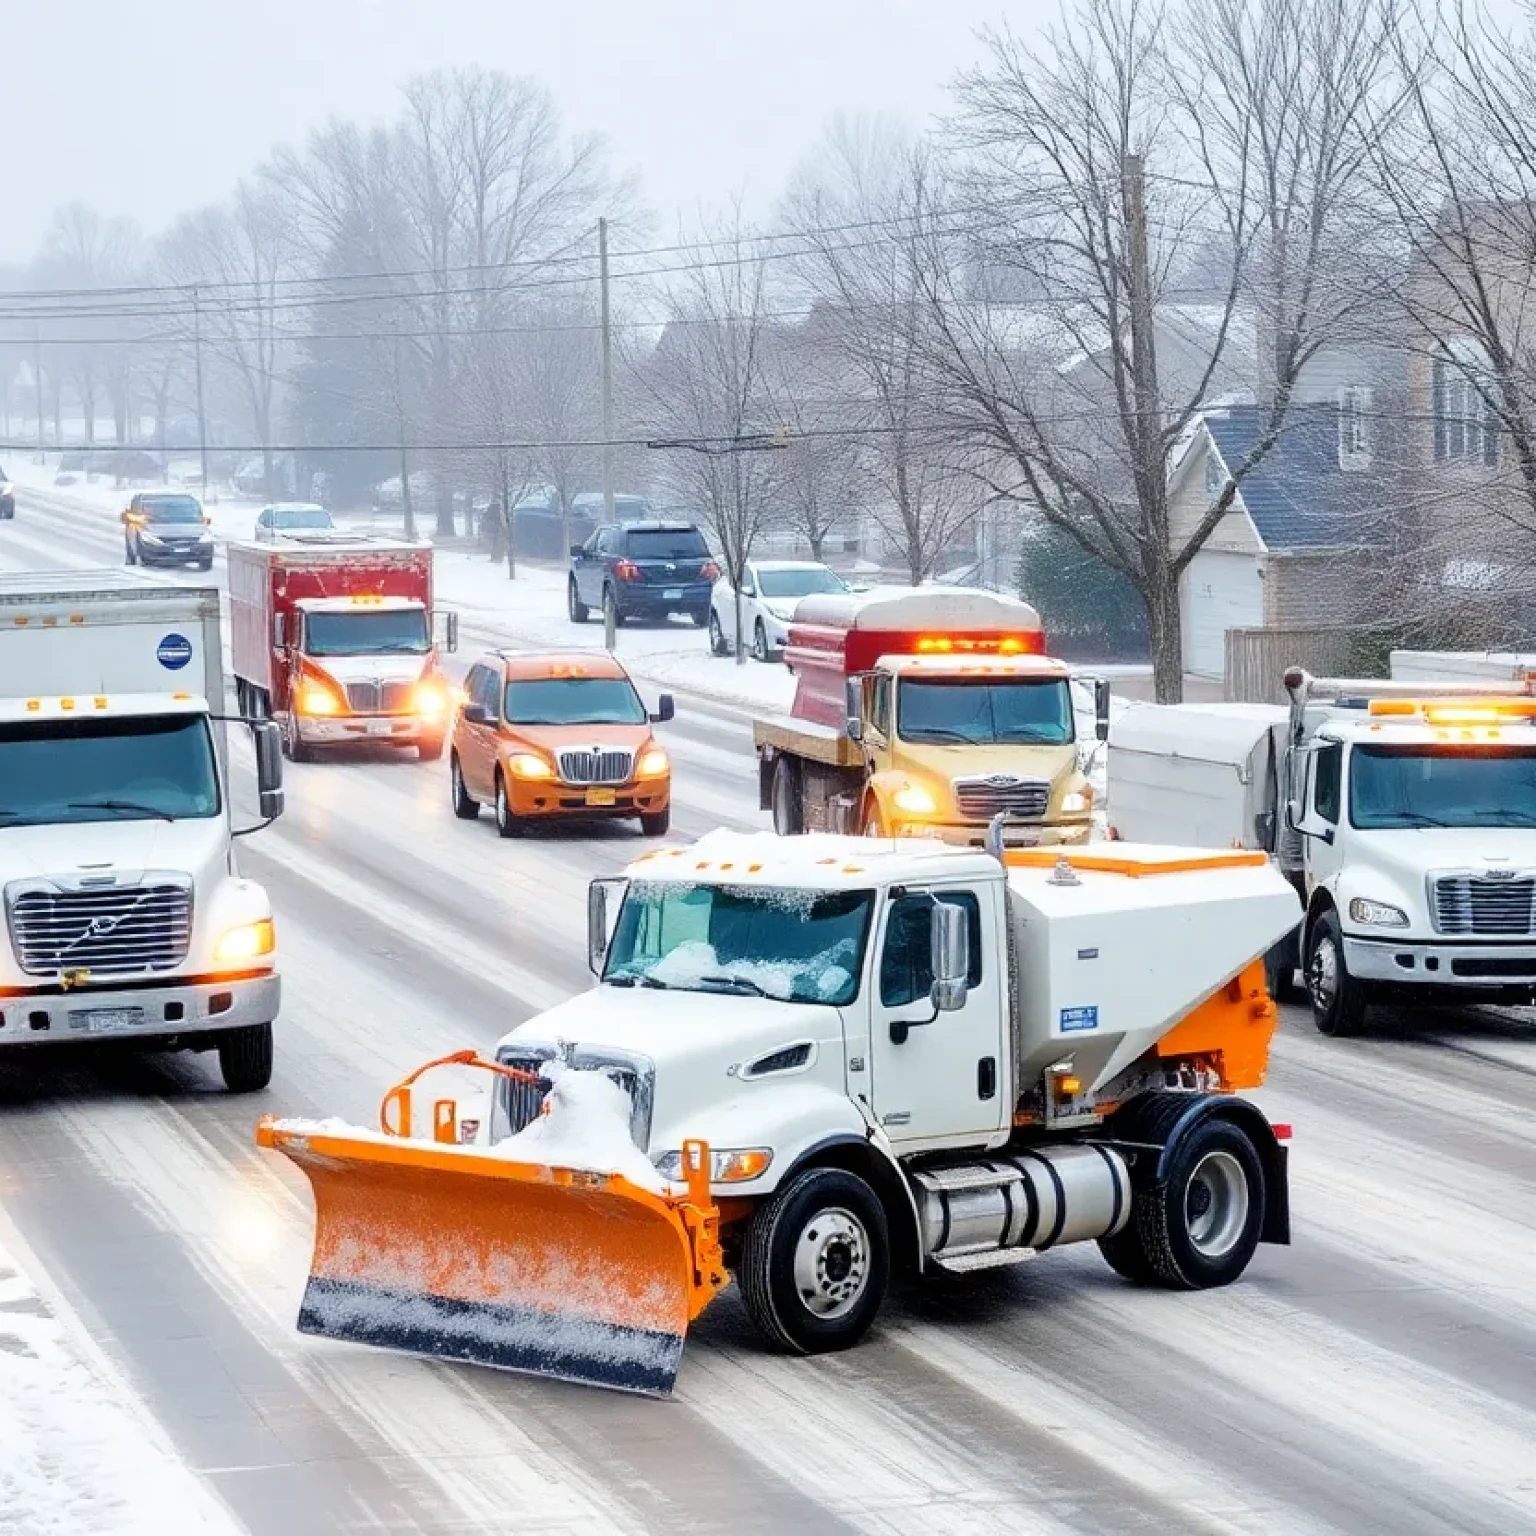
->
xmin=1108 ymin=668 xmax=1536 ymax=1037
xmin=0 ymin=572 xmax=285 ymax=1090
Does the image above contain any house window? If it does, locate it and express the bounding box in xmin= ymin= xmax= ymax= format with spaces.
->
xmin=1205 ymin=452 xmax=1225 ymax=502
xmin=1433 ymin=339 xmax=1499 ymax=466
xmin=1338 ymin=386 xmax=1373 ymax=469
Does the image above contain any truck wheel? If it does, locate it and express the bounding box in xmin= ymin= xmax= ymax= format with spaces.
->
xmin=1109 ymin=1118 xmax=1265 ymax=1290
xmin=640 ymin=805 xmax=671 ymax=837
xmin=771 ymin=756 xmax=803 ymax=835
xmin=752 ymin=620 xmax=770 ymax=663
xmin=219 ymin=1023 xmax=273 ymax=1093
xmin=450 ymin=754 xmax=480 ymax=819
xmin=1264 ymin=940 xmax=1299 ymax=1004
xmin=494 ymin=773 xmax=524 ymax=838
xmin=708 ymin=610 xmax=730 ymax=656
xmin=740 ymin=1167 xmax=889 ymax=1355
xmin=417 ymin=734 xmax=445 ymax=763
xmin=282 ymin=711 xmax=314 ymax=764
xmin=1306 ymin=909 xmax=1368 ymax=1037
xmin=568 ymin=579 xmax=589 ymax=623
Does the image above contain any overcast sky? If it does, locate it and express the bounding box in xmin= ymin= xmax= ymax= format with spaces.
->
xmin=4 ymin=0 xmax=1037 ymax=264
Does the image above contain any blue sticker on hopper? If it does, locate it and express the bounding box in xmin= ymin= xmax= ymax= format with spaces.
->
xmin=1060 ymin=1006 xmax=1098 ymax=1033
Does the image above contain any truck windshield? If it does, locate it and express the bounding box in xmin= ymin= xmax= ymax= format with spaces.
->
xmin=1350 ymin=745 xmax=1536 ymax=829
xmin=504 ymin=678 xmax=647 ymax=726
xmin=0 ymin=715 xmax=220 ymax=827
xmin=898 ymin=677 xmax=1074 ymax=746
xmin=305 ymin=609 xmax=430 ymax=656
xmin=604 ymin=882 xmax=874 ymax=1006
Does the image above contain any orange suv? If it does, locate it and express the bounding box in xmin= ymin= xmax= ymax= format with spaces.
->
xmin=449 ymin=650 xmax=674 ymax=837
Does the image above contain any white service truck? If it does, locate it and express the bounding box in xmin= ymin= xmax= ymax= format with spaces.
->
xmin=0 ymin=572 xmax=285 ymax=1089
xmin=1108 ymin=668 xmax=1536 ymax=1036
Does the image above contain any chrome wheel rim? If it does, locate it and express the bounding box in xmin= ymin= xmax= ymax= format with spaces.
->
xmin=1184 ymin=1150 xmax=1249 ymax=1260
xmin=1309 ymin=933 xmax=1339 ymax=1011
xmin=791 ymin=1206 xmax=870 ymax=1319
xmin=496 ymin=779 xmax=508 ymax=827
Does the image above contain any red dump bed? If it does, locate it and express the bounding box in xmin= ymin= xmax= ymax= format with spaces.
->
xmin=228 ymin=537 xmax=433 ymax=696
xmin=782 ymin=586 xmax=1046 ymax=729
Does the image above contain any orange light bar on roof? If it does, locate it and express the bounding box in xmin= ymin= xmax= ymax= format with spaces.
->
xmin=915 ymin=635 xmax=1033 ymax=655
xmin=1369 ymin=697 xmax=1536 ymax=723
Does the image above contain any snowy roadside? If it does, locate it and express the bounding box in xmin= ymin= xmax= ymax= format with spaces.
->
xmin=0 ymin=1212 xmax=237 ymax=1536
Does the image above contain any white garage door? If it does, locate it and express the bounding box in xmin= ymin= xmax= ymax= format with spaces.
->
xmin=1184 ymin=551 xmax=1263 ymax=680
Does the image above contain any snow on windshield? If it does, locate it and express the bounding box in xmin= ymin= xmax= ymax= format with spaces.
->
xmin=649 ymin=939 xmax=856 ymax=1003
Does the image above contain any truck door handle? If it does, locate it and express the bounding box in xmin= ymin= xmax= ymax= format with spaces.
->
xmin=977 ymin=1056 xmax=996 ymax=1100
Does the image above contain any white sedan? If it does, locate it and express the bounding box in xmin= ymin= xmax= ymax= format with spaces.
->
xmin=708 ymin=559 xmax=848 ymax=661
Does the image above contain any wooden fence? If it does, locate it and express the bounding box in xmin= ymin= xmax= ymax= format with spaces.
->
xmin=1224 ymin=627 xmax=1363 ymax=703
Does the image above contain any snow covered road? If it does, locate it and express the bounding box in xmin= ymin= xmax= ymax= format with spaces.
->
xmin=2 ymin=485 xmax=1536 ymax=1534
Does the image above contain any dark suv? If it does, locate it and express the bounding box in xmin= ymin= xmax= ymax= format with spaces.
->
xmin=568 ymin=521 xmax=719 ymax=628
xmin=123 ymin=491 xmax=214 ymax=569
xmin=0 ymin=466 xmax=14 ymax=520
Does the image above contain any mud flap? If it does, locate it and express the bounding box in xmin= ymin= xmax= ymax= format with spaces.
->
xmin=258 ymin=1120 xmax=723 ymax=1396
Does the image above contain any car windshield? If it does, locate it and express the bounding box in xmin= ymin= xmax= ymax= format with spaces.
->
xmin=757 ymin=567 xmax=845 ymax=598
xmin=604 ymin=882 xmax=874 ymax=1006
xmin=626 ymin=530 xmax=709 ymax=559
xmin=1350 ymin=745 xmax=1536 ymax=829
xmin=898 ymin=677 xmax=1075 ymax=746
xmin=276 ymin=508 xmax=332 ymax=529
xmin=0 ymin=714 xmax=220 ymax=827
xmin=143 ymin=496 xmax=203 ymax=524
xmin=504 ymin=677 xmax=646 ymax=726
xmin=304 ymin=608 xmax=430 ymax=656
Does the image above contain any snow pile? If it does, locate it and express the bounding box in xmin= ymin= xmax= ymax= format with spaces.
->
xmin=493 ymin=1068 xmax=669 ymax=1194
xmin=647 ymin=939 xmax=853 ymax=1003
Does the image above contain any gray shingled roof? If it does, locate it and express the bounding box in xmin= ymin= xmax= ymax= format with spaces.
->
xmin=1203 ymin=403 xmax=1389 ymax=552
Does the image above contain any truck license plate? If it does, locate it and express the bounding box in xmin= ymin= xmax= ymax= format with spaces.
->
xmin=72 ymin=1007 xmax=144 ymax=1034
xmin=663 ymin=588 xmax=683 ymax=600
xmin=367 ymin=719 xmax=394 ymax=736
xmin=586 ymin=788 xmax=617 ymax=806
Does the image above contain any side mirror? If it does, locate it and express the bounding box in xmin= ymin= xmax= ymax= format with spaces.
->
xmin=741 ymin=582 xmax=756 ymax=598
xmin=586 ymin=877 xmax=626 ymax=974
xmin=650 ymin=693 xmax=675 ymax=723
xmin=271 ymin=613 xmax=287 ymax=649
xmin=844 ymin=676 xmax=864 ymax=742
xmin=462 ymin=703 xmax=490 ymax=726
xmin=1094 ymin=678 xmax=1112 ymax=743
xmin=254 ymin=721 xmax=285 ymax=824
xmin=930 ymin=901 xmax=969 ymax=1012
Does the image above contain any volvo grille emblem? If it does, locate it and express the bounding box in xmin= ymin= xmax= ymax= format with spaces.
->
xmin=984 ymin=775 xmax=1021 ymax=789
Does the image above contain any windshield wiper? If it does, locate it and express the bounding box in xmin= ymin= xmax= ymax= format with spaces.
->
xmin=67 ymin=799 xmax=176 ymax=822
xmin=700 ymin=973 xmax=770 ymax=997
xmin=1380 ymin=812 xmax=1451 ymax=828
xmin=608 ymin=973 xmax=670 ymax=990
xmin=907 ymin=728 xmax=980 ymax=744
xmin=1465 ymin=809 xmax=1536 ymax=826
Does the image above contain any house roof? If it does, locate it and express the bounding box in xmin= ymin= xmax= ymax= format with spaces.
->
xmin=1201 ymin=402 xmax=1389 ymax=552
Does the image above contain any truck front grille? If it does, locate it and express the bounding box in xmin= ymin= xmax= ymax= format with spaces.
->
xmin=952 ymin=774 xmax=1050 ymax=820
xmin=1433 ymin=874 xmax=1536 ymax=936
xmin=7 ymin=880 xmax=194 ymax=976
xmin=344 ymin=680 xmax=415 ymax=713
xmin=496 ymin=1045 xmax=655 ymax=1150
xmin=558 ymin=748 xmax=633 ymax=785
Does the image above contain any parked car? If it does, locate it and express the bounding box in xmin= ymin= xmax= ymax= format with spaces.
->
xmin=122 ymin=491 xmax=213 ymax=569
xmin=709 ymin=559 xmax=848 ymax=660
xmin=567 ymin=521 xmax=719 ymax=629
xmin=0 ymin=467 xmax=14 ymax=520
xmin=450 ymin=650 xmax=674 ymax=837
xmin=254 ymin=503 xmax=336 ymax=541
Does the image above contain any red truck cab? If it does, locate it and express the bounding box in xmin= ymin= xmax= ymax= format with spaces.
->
xmin=229 ymin=536 xmax=458 ymax=763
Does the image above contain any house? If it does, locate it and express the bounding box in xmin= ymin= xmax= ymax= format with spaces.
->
xmin=1169 ymin=402 xmax=1394 ymax=678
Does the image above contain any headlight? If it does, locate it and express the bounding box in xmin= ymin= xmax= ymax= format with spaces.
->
xmin=214 ymin=919 xmax=275 ymax=963
xmin=892 ymin=783 xmax=937 ymax=815
xmin=507 ymin=752 xmax=553 ymax=780
xmin=414 ymin=681 xmax=448 ymax=717
xmin=1349 ymin=897 xmax=1410 ymax=928
xmin=637 ymin=748 xmax=669 ymax=777
xmin=140 ymin=530 xmax=163 ymax=544
xmin=1061 ymin=789 xmax=1093 ymax=815
xmin=654 ymin=1147 xmax=773 ymax=1183
xmin=297 ymin=681 xmax=341 ymax=715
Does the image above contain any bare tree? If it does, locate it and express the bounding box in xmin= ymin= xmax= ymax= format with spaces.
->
xmin=921 ymin=0 xmax=1395 ymax=700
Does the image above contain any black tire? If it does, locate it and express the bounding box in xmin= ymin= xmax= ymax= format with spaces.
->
xmin=282 ymin=709 xmax=314 ymax=764
xmin=640 ymin=804 xmax=671 ymax=837
xmin=450 ymin=753 xmax=480 ymax=818
xmin=1306 ymin=908 xmax=1368 ymax=1037
xmin=219 ymin=1023 xmax=273 ymax=1093
xmin=602 ymin=586 xmax=624 ymax=630
xmin=568 ymin=579 xmax=589 ymax=623
xmin=752 ymin=620 xmax=770 ymax=663
xmin=1100 ymin=1106 xmax=1265 ymax=1290
xmin=708 ymin=610 xmax=730 ymax=657
xmin=1264 ymin=939 xmax=1300 ymax=1004
xmin=690 ymin=607 xmax=711 ymax=629
xmin=417 ymin=734 xmax=445 ymax=762
xmin=494 ymin=772 xmax=523 ymax=838
xmin=740 ymin=1167 xmax=889 ymax=1355
xmin=771 ymin=755 xmax=803 ymax=835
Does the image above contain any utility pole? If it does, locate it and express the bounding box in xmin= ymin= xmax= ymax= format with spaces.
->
xmin=192 ymin=286 xmax=211 ymax=504
xmin=599 ymin=217 xmax=617 ymax=652
xmin=32 ymin=329 xmax=44 ymax=463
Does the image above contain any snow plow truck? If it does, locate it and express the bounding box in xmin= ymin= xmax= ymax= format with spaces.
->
xmin=258 ymin=824 xmax=1300 ymax=1396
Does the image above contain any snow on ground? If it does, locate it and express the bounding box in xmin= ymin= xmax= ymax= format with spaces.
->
xmin=0 ymin=1221 xmax=236 ymax=1536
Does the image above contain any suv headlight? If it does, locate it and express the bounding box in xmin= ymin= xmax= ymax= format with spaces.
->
xmin=1348 ymin=897 xmax=1409 ymax=928
xmin=654 ymin=1147 xmax=773 ymax=1183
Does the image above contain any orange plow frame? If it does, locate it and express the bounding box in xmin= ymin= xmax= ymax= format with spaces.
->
xmin=256 ymin=1052 xmax=729 ymax=1396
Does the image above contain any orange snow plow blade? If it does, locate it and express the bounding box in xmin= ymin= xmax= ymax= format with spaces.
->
xmin=255 ymin=1055 xmax=728 ymax=1397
